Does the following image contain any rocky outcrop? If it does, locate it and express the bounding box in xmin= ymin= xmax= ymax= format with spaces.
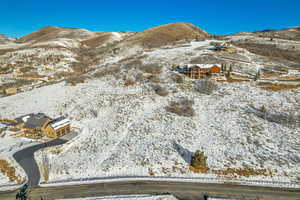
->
xmin=190 ymin=150 xmax=209 ymax=173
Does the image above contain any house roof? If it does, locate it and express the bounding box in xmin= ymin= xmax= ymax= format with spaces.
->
xmin=0 ymin=123 xmax=8 ymax=129
xmin=15 ymin=113 xmax=51 ymax=129
xmin=186 ymin=64 xmax=221 ymax=68
xmin=48 ymin=117 xmax=70 ymax=130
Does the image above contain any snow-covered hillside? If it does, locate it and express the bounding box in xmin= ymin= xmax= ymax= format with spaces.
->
xmin=0 ymin=24 xmax=300 ymax=187
xmin=0 ymin=73 xmax=298 ymax=185
xmin=0 ymin=173 xmax=9 ymax=186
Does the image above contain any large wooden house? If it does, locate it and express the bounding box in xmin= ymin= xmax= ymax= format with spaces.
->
xmin=16 ymin=113 xmax=50 ymax=129
xmin=176 ymin=64 xmax=222 ymax=79
xmin=9 ymin=113 xmax=71 ymax=139
xmin=42 ymin=117 xmax=71 ymax=138
xmin=188 ymin=65 xmax=221 ymax=79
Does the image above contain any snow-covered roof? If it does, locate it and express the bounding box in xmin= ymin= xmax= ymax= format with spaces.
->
xmin=186 ymin=64 xmax=221 ymax=68
xmin=22 ymin=116 xmax=30 ymax=123
xmin=15 ymin=113 xmax=51 ymax=129
xmin=0 ymin=123 xmax=8 ymax=129
xmin=49 ymin=117 xmax=70 ymax=130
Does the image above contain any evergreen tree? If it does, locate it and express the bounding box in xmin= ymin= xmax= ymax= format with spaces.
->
xmin=254 ymin=69 xmax=261 ymax=81
xmin=229 ymin=64 xmax=233 ymax=72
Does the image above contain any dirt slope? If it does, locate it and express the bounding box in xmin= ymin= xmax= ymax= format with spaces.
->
xmin=82 ymin=32 xmax=132 ymax=48
xmin=125 ymin=22 xmax=210 ymax=48
xmin=16 ymin=26 xmax=96 ymax=43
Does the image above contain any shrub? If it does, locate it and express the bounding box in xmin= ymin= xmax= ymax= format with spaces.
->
xmin=170 ymin=72 xmax=184 ymax=83
xmin=41 ymin=155 xmax=49 ymax=183
xmin=70 ymin=62 xmax=88 ymax=73
xmin=18 ymin=73 xmax=46 ymax=79
xmin=0 ymin=159 xmax=23 ymax=183
xmin=19 ymin=67 xmax=35 ymax=73
xmin=123 ymin=59 xmax=143 ymax=70
xmin=90 ymin=109 xmax=98 ymax=118
xmin=134 ymin=71 xmax=143 ymax=82
xmin=210 ymin=41 xmax=224 ymax=51
xmin=165 ymin=97 xmax=195 ymax=117
xmin=151 ymin=84 xmax=168 ymax=96
xmin=257 ymin=82 xmax=300 ymax=91
xmin=191 ymin=55 xmax=223 ymax=64
xmin=0 ymin=79 xmax=34 ymax=91
xmin=93 ymin=65 xmax=120 ymax=79
xmin=123 ymin=70 xmax=142 ymax=85
xmin=234 ymin=42 xmax=300 ymax=64
xmin=145 ymin=75 xmax=161 ymax=83
xmin=65 ymin=75 xmax=87 ymax=86
xmin=124 ymin=80 xmax=136 ymax=86
xmin=247 ymin=105 xmax=300 ymax=128
xmin=194 ymin=79 xmax=217 ymax=95
xmin=0 ymin=66 xmax=12 ymax=74
xmin=254 ymin=70 xmax=261 ymax=81
xmin=139 ymin=63 xmax=162 ymax=74
xmin=212 ymin=167 xmax=272 ymax=177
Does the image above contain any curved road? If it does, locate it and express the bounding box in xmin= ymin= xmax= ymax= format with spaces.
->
xmin=13 ymin=139 xmax=68 ymax=186
xmin=3 ymin=139 xmax=300 ymax=200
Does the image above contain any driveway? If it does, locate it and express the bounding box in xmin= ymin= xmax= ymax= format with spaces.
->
xmin=13 ymin=139 xmax=68 ymax=186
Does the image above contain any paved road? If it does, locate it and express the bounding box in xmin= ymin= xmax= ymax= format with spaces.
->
xmin=0 ymin=180 xmax=300 ymax=200
xmin=13 ymin=139 xmax=68 ymax=186
xmin=6 ymin=137 xmax=300 ymax=200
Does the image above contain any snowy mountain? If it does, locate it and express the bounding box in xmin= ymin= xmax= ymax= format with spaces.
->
xmin=16 ymin=26 xmax=97 ymax=43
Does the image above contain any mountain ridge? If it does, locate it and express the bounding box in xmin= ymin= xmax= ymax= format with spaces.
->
xmin=124 ymin=22 xmax=210 ymax=48
xmin=0 ymin=33 xmax=14 ymax=44
xmin=4 ymin=23 xmax=300 ymax=41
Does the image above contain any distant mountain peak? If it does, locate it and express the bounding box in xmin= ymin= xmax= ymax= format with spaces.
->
xmin=126 ymin=22 xmax=210 ymax=48
xmin=16 ymin=26 xmax=97 ymax=43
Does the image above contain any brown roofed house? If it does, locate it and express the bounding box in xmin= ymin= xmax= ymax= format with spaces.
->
xmin=187 ymin=64 xmax=221 ymax=79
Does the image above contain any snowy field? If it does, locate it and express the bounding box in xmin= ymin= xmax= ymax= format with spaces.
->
xmin=0 ymin=38 xmax=299 ymax=187
xmin=0 ymin=172 xmax=9 ymax=186
xmin=0 ymin=134 xmax=35 ymax=157
xmin=0 ymin=76 xmax=298 ymax=185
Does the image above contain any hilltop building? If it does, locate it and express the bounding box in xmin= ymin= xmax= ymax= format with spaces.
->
xmin=176 ymin=64 xmax=222 ymax=79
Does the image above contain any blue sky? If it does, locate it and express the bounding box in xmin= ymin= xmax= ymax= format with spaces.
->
xmin=1 ymin=0 xmax=299 ymax=38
